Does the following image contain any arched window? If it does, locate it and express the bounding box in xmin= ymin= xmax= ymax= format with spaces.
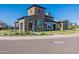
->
xmin=30 ymin=10 xmax=32 ymax=14
xmin=39 ymin=9 xmax=41 ymax=13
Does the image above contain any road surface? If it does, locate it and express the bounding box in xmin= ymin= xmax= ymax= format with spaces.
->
xmin=0 ymin=34 xmax=79 ymax=54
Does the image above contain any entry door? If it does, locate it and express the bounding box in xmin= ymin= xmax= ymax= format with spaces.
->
xmin=53 ymin=24 xmax=56 ymax=30
xmin=28 ymin=23 xmax=33 ymax=31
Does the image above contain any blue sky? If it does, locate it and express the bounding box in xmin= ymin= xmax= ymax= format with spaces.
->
xmin=0 ymin=4 xmax=79 ymax=25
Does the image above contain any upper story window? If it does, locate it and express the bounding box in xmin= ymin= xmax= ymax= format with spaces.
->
xmin=30 ymin=10 xmax=32 ymax=14
xmin=39 ymin=9 xmax=41 ymax=13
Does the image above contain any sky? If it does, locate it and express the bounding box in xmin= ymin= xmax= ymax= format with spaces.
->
xmin=0 ymin=4 xmax=79 ymax=26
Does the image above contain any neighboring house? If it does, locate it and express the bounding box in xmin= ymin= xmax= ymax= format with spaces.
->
xmin=15 ymin=5 xmax=69 ymax=32
xmin=14 ymin=21 xmax=19 ymax=30
xmin=0 ymin=20 xmax=8 ymax=30
xmin=56 ymin=20 xmax=69 ymax=31
xmin=69 ymin=22 xmax=77 ymax=26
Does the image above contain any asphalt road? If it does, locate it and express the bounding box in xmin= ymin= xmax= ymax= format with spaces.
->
xmin=0 ymin=35 xmax=79 ymax=54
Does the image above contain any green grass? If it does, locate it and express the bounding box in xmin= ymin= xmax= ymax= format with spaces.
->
xmin=33 ymin=28 xmax=79 ymax=35
xmin=0 ymin=30 xmax=37 ymax=36
xmin=0 ymin=28 xmax=79 ymax=36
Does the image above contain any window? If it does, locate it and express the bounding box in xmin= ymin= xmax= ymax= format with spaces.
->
xmin=39 ymin=9 xmax=41 ymax=13
xmin=30 ymin=10 xmax=32 ymax=14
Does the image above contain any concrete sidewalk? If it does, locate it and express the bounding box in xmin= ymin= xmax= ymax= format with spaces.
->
xmin=0 ymin=33 xmax=79 ymax=40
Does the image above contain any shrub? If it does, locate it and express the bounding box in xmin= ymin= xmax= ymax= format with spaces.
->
xmin=20 ymin=32 xmax=27 ymax=35
xmin=26 ymin=32 xmax=31 ymax=35
xmin=4 ymin=33 xmax=8 ymax=35
xmin=69 ymin=26 xmax=76 ymax=30
xmin=40 ymin=33 xmax=46 ymax=35
xmin=31 ymin=33 xmax=37 ymax=35
xmin=9 ymin=33 xmax=14 ymax=36
xmin=14 ymin=32 xmax=19 ymax=35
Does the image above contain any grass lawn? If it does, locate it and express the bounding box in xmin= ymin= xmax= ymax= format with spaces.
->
xmin=0 ymin=28 xmax=79 ymax=36
xmin=32 ymin=28 xmax=79 ymax=35
xmin=33 ymin=29 xmax=79 ymax=35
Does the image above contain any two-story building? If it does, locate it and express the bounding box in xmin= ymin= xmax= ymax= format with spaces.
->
xmin=15 ymin=5 xmax=69 ymax=32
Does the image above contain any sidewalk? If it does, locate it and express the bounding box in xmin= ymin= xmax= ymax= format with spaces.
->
xmin=0 ymin=33 xmax=79 ymax=40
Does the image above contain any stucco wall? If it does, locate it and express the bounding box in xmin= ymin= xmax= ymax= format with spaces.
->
xmin=19 ymin=19 xmax=26 ymax=32
xmin=28 ymin=7 xmax=36 ymax=16
xmin=28 ymin=6 xmax=45 ymax=20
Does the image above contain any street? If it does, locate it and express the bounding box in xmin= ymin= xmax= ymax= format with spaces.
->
xmin=0 ymin=35 xmax=79 ymax=54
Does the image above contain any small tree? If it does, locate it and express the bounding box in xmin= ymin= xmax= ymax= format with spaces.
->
xmin=68 ymin=22 xmax=78 ymax=30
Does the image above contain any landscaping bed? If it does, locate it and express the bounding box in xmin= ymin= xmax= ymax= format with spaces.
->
xmin=0 ymin=28 xmax=79 ymax=36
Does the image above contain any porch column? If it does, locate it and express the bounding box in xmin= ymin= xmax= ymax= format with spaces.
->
xmin=19 ymin=19 xmax=26 ymax=32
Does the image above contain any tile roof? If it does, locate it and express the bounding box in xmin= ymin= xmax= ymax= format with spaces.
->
xmin=27 ymin=4 xmax=46 ymax=10
xmin=44 ymin=15 xmax=54 ymax=18
xmin=17 ymin=15 xmax=36 ymax=20
xmin=0 ymin=20 xmax=6 ymax=25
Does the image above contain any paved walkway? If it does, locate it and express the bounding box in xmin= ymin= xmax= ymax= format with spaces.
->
xmin=0 ymin=33 xmax=79 ymax=40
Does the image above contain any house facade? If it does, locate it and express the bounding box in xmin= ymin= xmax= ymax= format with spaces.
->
xmin=15 ymin=5 xmax=69 ymax=32
xmin=0 ymin=20 xmax=8 ymax=30
xmin=56 ymin=20 xmax=69 ymax=31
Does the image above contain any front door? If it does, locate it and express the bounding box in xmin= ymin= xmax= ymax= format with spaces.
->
xmin=28 ymin=23 xmax=33 ymax=31
xmin=53 ymin=24 xmax=56 ymax=30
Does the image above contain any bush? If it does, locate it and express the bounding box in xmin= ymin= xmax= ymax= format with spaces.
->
xmin=31 ymin=33 xmax=37 ymax=35
xmin=40 ymin=33 xmax=46 ymax=35
xmin=20 ymin=33 xmax=26 ymax=36
xmin=69 ymin=26 xmax=76 ymax=30
xmin=14 ymin=32 xmax=19 ymax=35
xmin=4 ymin=33 xmax=8 ymax=35
xmin=26 ymin=32 xmax=31 ymax=35
xmin=9 ymin=33 xmax=14 ymax=36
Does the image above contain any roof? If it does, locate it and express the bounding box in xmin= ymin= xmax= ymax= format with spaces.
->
xmin=14 ymin=20 xmax=19 ymax=23
xmin=27 ymin=4 xmax=46 ymax=10
xmin=45 ymin=15 xmax=54 ymax=18
xmin=0 ymin=20 xmax=6 ymax=25
xmin=18 ymin=15 xmax=55 ymax=22
xmin=56 ymin=21 xmax=63 ymax=23
xmin=45 ymin=18 xmax=56 ymax=22
xmin=56 ymin=20 xmax=69 ymax=23
xmin=18 ymin=16 xmax=26 ymax=20
xmin=17 ymin=15 xmax=36 ymax=20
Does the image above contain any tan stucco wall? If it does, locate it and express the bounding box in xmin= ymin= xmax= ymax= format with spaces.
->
xmin=19 ymin=19 xmax=26 ymax=32
xmin=28 ymin=6 xmax=45 ymax=20
xmin=57 ymin=21 xmax=69 ymax=31
xmin=28 ymin=7 xmax=36 ymax=16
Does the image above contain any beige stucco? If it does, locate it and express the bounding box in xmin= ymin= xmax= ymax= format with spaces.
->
xmin=57 ymin=21 xmax=69 ymax=31
xmin=28 ymin=6 xmax=45 ymax=20
xmin=28 ymin=7 xmax=36 ymax=16
xmin=16 ymin=5 xmax=69 ymax=32
xmin=19 ymin=19 xmax=26 ymax=32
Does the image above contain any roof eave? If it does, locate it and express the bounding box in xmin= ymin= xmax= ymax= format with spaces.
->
xmin=27 ymin=4 xmax=46 ymax=10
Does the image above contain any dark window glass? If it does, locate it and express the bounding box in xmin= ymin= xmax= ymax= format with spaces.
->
xmin=39 ymin=9 xmax=41 ymax=13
